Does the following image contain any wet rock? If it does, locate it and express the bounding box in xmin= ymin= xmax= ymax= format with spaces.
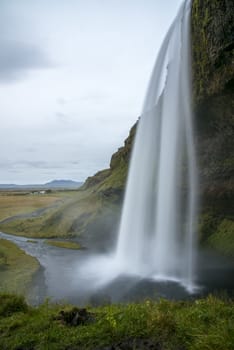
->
xmin=57 ymin=307 xmax=94 ymax=326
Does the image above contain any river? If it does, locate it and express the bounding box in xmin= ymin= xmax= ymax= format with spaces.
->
xmin=0 ymin=231 xmax=233 ymax=305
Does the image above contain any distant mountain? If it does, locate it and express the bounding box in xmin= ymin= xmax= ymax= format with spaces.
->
xmin=43 ymin=180 xmax=83 ymax=188
xmin=0 ymin=180 xmax=83 ymax=190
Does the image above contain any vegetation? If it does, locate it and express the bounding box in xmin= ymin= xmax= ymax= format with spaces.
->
xmin=0 ymin=294 xmax=28 ymax=317
xmin=27 ymin=240 xmax=38 ymax=244
xmin=191 ymin=0 xmax=234 ymax=256
xmin=192 ymin=0 xmax=234 ymax=101
xmin=0 ymin=187 xmax=119 ymax=251
xmin=45 ymin=240 xmax=81 ymax=250
xmin=207 ymin=219 xmax=234 ymax=257
xmin=0 ymin=293 xmax=233 ymax=349
xmin=0 ymin=239 xmax=39 ymax=295
xmin=0 ymin=190 xmax=61 ymax=221
xmin=0 ymin=189 xmax=90 ymax=238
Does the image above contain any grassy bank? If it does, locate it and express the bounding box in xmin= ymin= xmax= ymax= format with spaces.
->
xmin=45 ymin=240 xmax=81 ymax=249
xmin=0 ymin=187 xmax=117 ymax=253
xmin=0 ymin=239 xmax=39 ymax=295
xmin=0 ymin=293 xmax=233 ymax=349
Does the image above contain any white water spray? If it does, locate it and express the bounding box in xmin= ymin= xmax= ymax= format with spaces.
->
xmin=115 ymin=0 xmax=198 ymax=291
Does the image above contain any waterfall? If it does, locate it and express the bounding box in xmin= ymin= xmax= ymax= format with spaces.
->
xmin=115 ymin=0 xmax=198 ymax=292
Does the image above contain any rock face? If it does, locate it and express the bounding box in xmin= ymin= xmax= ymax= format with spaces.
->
xmin=191 ymin=0 xmax=234 ymax=256
xmin=79 ymin=0 xmax=234 ymax=256
xmin=192 ymin=0 xmax=234 ymax=102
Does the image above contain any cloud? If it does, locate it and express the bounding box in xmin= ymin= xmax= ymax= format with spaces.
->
xmin=0 ymin=39 xmax=52 ymax=82
xmin=78 ymin=93 xmax=109 ymax=102
xmin=57 ymin=97 xmax=67 ymax=105
xmin=55 ymin=112 xmax=68 ymax=123
xmin=24 ymin=147 xmax=37 ymax=153
xmin=0 ymin=160 xmax=77 ymax=170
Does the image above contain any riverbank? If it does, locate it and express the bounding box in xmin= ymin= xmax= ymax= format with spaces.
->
xmin=0 ymin=188 xmax=105 ymax=247
xmin=1 ymin=230 xmax=234 ymax=306
xmin=0 ymin=239 xmax=39 ymax=296
xmin=0 ymin=231 xmax=86 ymax=304
xmin=0 ymin=293 xmax=233 ymax=350
xmin=0 ymin=189 xmax=87 ymax=239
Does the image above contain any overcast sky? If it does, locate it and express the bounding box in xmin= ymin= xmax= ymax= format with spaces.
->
xmin=0 ymin=0 xmax=183 ymax=184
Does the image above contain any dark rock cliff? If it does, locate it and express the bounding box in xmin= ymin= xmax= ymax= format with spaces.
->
xmin=79 ymin=0 xmax=234 ymax=255
xmin=192 ymin=0 xmax=234 ymax=102
xmin=191 ymin=0 xmax=234 ymax=255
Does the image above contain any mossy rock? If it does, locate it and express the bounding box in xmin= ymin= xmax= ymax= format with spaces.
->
xmin=206 ymin=219 xmax=234 ymax=257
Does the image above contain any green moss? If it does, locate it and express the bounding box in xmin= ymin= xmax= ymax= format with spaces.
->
xmin=207 ymin=219 xmax=234 ymax=257
xmin=198 ymin=212 xmax=220 ymax=242
xmin=83 ymin=169 xmax=111 ymax=189
xmin=191 ymin=0 xmax=234 ymax=259
xmin=192 ymin=0 xmax=234 ymax=101
xmin=199 ymin=214 xmax=234 ymax=257
xmin=45 ymin=240 xmax=81 ymax=250
xmin=98 ymin=159 xmax=128 ymax=191
xmin=0 ymin=294 xmax=233 ymax=350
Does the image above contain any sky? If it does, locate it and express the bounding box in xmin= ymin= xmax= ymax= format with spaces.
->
xmin=0 ymin=0 xmax=183 ymax=184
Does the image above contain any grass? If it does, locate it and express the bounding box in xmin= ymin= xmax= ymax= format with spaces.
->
xmin=98 ymin=159 xmax=128 ymax=192
xmin=0 ymin=172 xmax=123 ymax=241
xmin=0 ymin=187 xmax=104 ymax=239
xmin=0 ymin=239 xmax=39 ymax=296
xmin=45 ymin=240 xmax=81 ymax=249
xmin=0 ymin=189 xmax=86 ymax=238
xmin=0 ymin=294 xmax=28 ymax=317
xmin=0 ymin=293 xmax=233 ymax=349
xmin=0 ymin=190 xmax=62 ymax=222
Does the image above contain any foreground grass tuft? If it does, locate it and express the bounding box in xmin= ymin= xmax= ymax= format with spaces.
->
xmin=0 ymin=293 xmax=233 ymax=349
xmin=0 ymin=294 xmax=28 ymax=317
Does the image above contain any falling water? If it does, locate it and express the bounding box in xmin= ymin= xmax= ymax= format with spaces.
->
xmin=115 ymin=0 xmax=198 ymax=292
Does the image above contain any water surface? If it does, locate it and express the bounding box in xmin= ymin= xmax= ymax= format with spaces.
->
xmin=1 ymin=231 xmax=233 ymax=305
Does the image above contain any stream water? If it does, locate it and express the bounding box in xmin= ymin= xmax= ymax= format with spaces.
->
xmin=1 ymin=231 xmax=234 ymax=305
